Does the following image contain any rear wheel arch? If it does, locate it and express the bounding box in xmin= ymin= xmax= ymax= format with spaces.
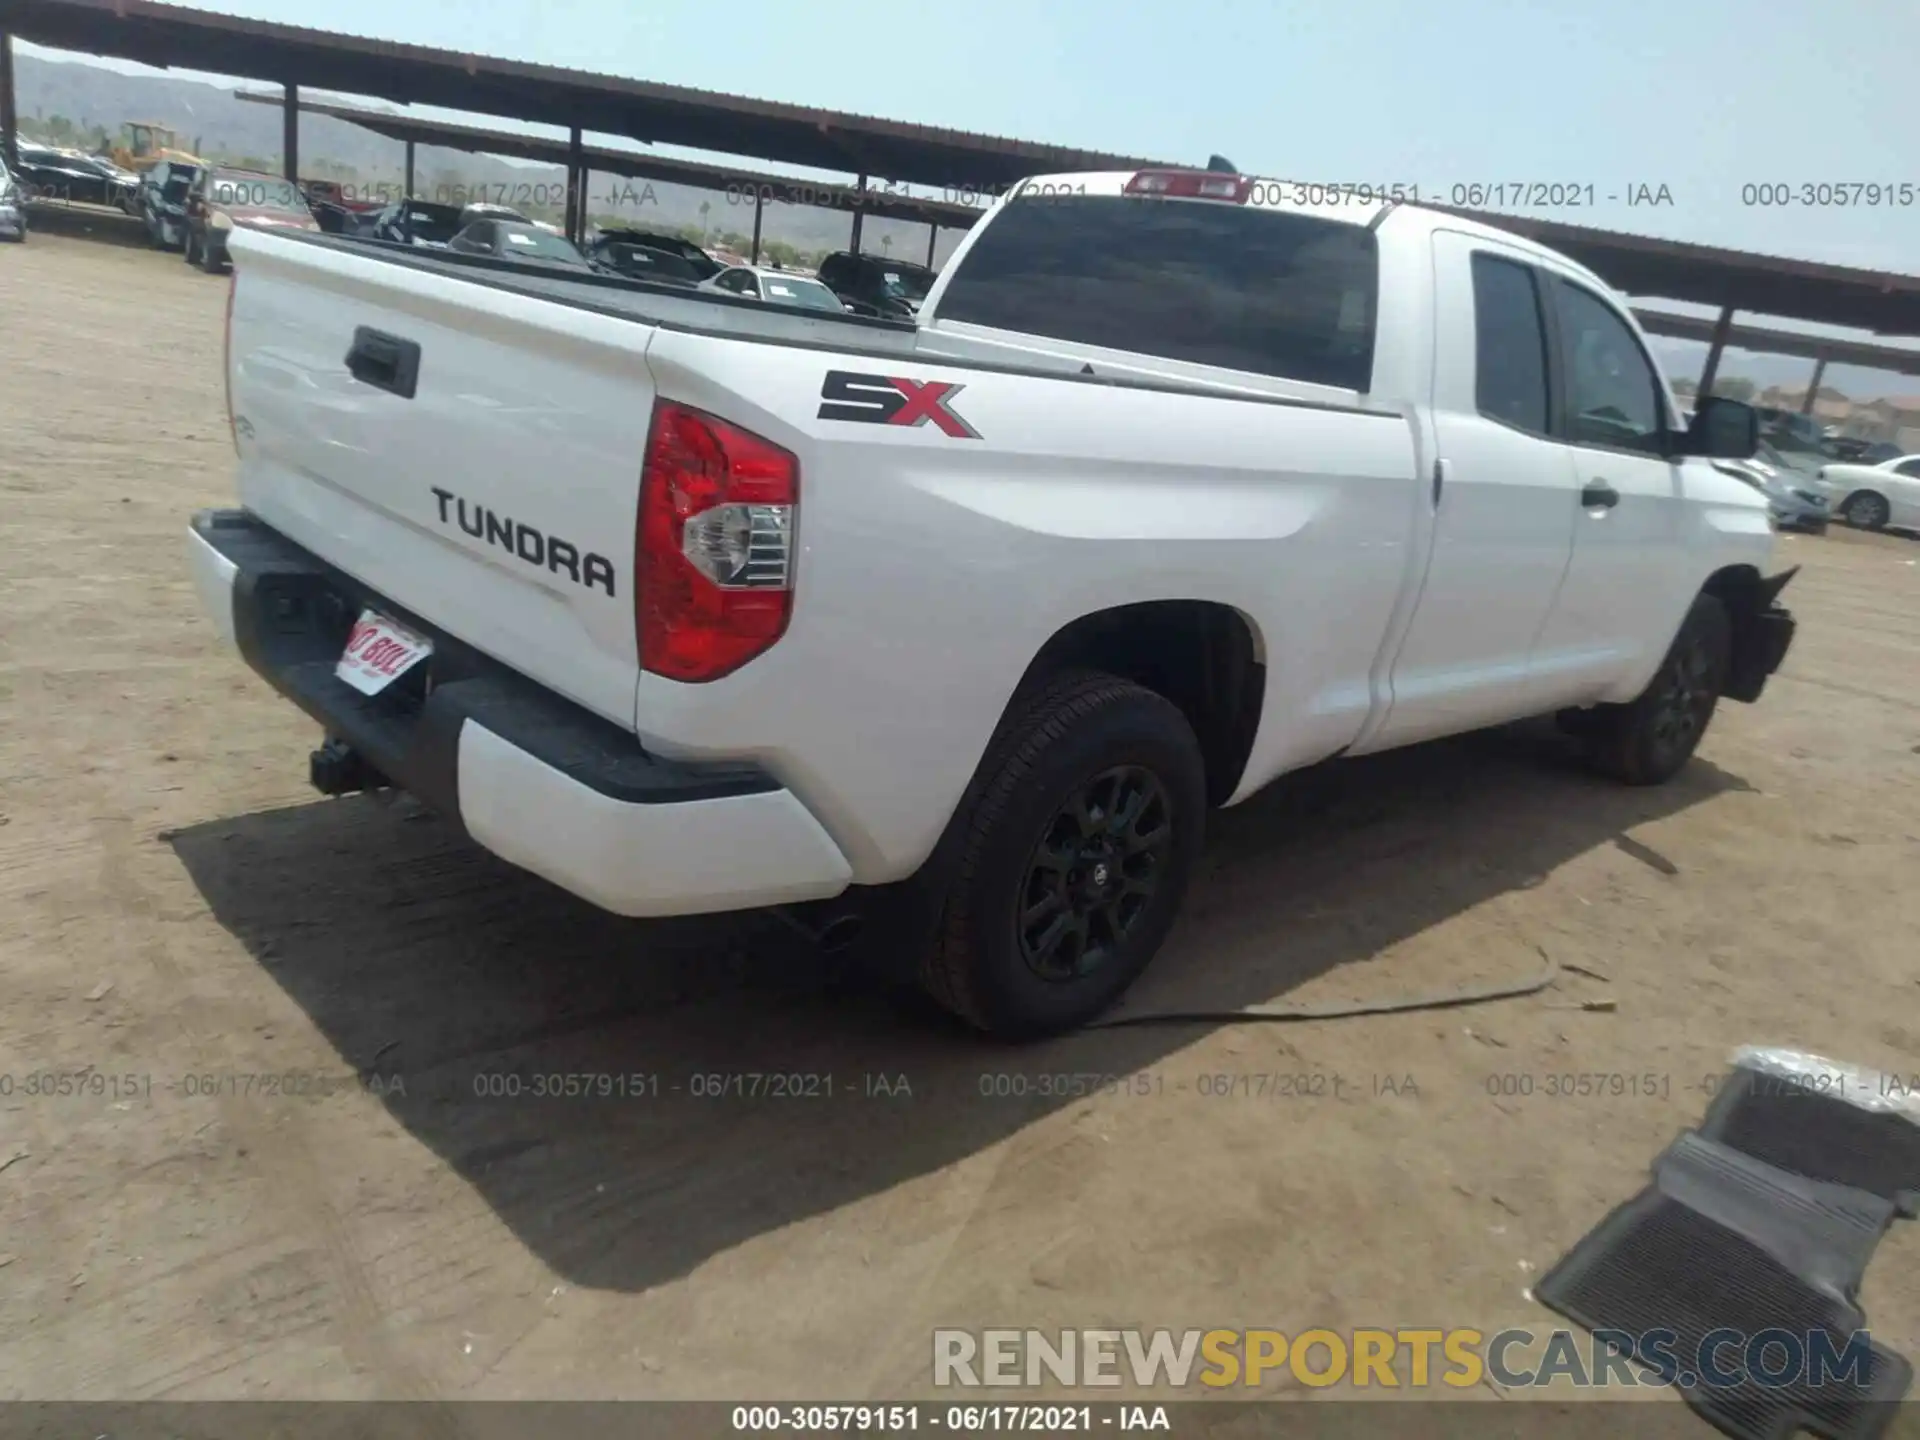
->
xmin=1005 ymin=601 xmax=1265 ymax=809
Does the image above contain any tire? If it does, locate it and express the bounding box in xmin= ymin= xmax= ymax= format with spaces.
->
xmin=920 ymin=671 xmax=1207 ymax=1038
xmin=1586 ymin=594 xmax=1731 ymax=786
xmin=1842 ymin=491 xmax=1890 ymax=531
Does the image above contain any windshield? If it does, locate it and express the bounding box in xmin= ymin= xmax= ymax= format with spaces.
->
xmin=392 ymin=204 xmax=462 ymax=242
xmin=499 ymin=225 xmax=588 ymax=265
xmin=880 ymin=265 xmax=936 ymax=300
xmin=211 ymin=176 xmax=305 ymax=212
xmin=759 ymin=275 xmax=847 ymax=312
xmin=605 ymin=245 xmax=701 ymax=282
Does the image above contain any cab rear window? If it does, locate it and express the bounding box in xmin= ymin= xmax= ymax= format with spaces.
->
xmin=937 ymin=193 xmax=1378 ymax=390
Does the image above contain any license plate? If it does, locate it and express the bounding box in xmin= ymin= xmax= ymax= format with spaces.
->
xmin=336 ymin=609 xmax=433 ymax=696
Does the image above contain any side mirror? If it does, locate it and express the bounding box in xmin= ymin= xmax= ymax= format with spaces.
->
xmin=1676 ymin=396 xmax=1758 ymax=459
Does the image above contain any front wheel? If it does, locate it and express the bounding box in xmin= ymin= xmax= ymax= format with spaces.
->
xmin=920 ymin=671 xmax=1207 ymax=1038
xmin=1842 ymin=491 xmax=1891 ymax=530
xmin=1585 ymin=594 xmax=1731 ymax=786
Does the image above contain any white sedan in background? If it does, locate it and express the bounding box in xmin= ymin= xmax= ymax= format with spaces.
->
xmin=696 ymin=264 xmax=850 ymax=312
xmin=1816 ymin=454 xmax=1920 ymax=531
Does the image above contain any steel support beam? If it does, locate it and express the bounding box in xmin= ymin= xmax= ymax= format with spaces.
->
xmin=749 ymin=190 xmax=763 ymax=263
xmin=0 ymin=33 xmax=17 ymax=174
xmin=282 ymin=83 xmax=299 ymax=182
xmin=566 ymin=125 xmax=584 ymax=244
xmin=1801 ymin=354 xmax=1829 ymax=414
xmin=403 ymin=139 xmax=415 ymax=199
xmin=849 ymin=172 xmax=865 ymax=255
xmin=1697 ymin=305 xmax=1736 ymax=397
xmin=926 ymin=224 xmax=937 ymax=268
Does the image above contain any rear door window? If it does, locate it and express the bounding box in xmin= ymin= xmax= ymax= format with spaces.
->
xmin=936 ymin=193 xmax=1379 ymax=390
xmin=1470 ymin=253 xmax=1552 ymax=436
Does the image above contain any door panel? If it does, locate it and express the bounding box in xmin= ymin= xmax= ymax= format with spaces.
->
xmin=1361 ymin=234 xmax=1580 ymax=752
xmin=1530 ymin=275 xmax=1692 ymax=704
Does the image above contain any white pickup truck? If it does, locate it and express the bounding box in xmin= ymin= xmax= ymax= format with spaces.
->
xmin=187 ymin=167 xmax=1798 ymax=1037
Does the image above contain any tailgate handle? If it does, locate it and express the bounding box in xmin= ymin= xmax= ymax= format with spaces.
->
xmin=345 ymin=327 xmax=421 ymax=399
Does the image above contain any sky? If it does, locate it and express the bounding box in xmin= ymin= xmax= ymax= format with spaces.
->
xmin=18 ymin=0 xmax=1920 ymax=391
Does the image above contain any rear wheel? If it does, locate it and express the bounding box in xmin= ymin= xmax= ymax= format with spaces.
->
xmin=1843 ymin=491 xmax=1891 ymax=530
xmin=920 ymin=671 xmax=1206 ymax=1038
xmin=1586 ymin=594 xmax=1731 ymax=786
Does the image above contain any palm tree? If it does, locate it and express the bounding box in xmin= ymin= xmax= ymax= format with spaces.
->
xmin=698 ymin=200 xmax=711 ymax=236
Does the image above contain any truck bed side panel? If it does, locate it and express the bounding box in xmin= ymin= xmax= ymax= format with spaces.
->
xmin=635 ymin=330 xmax=1423 ymax=881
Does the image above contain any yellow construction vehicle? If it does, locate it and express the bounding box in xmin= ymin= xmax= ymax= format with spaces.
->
xmin=100 ymin=121 xmax=204 ymax=174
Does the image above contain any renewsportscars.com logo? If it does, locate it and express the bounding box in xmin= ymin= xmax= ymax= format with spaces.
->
xmin=931 ymin=1327 xmax=1880 ymax=1392
xmin=817 ymin=371 xmax=981 ymax=439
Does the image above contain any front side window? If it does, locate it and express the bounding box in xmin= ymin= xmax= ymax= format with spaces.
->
xmin=937 ymin=193 xmax=1379 ymax=390
xmin=1470 ymin=253 xmax=1551 ymax=436
xmin=1552 ymin=279 xmax=1665 ymax=453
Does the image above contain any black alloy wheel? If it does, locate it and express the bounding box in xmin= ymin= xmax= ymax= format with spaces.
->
xmin=1016 ymin=765 xmax=1172 ymax=982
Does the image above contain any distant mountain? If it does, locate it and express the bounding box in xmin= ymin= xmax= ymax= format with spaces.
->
xmin=12 ymin=52 xmax=963 ymax=264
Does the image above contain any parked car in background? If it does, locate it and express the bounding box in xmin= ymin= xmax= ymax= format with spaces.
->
xmin=588 ymin=227 xmax=721 ymax=281
xmin=0 ymin=155 xmax=26 ymax=241
xmin=300 ymin=178 xmax=383 ymax=235
xmin=697 ymin=263 xmax=850 ymax=311
xmin=1815 ymin=453 xmax=1920 ymax=531
xmin=1712 ymin=449 xmax=1828 ymax=534
xmin=587 ymin=241 xmax=706 ymax=286
xmin=183 ymin=168 xmax=320 ymax=272
xmin=138 ymin=159 xmax=202 ymax=250
xmin=446 ymin=218 xmax=593 ymax=271
xmin=364 ymin=199 xmax=465 ymax=249
xmin=1823 ymin=435 xmax=1902 ymax=465
xmin=816 ymin=250 xmax=937 ymax=318
xmin=14 ymin=143 xmax=139 ymax=210
xmin=1756 ymin=405 xmax=1828 ymax=452
xmin=456 ymin=201 xmax=530 ymax=231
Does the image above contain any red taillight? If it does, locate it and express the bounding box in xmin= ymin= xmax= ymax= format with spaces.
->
xmin=1123 ymin=169 xmax=1251 ymax=203
xmin=637 ymin=401 xmax=798 ymax=682
xmin=224 ymin=271 xmax=238 ymax=454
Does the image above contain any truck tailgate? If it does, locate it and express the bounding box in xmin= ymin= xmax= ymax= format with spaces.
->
xmin=225 ymin=227 xmax=656 ymax=727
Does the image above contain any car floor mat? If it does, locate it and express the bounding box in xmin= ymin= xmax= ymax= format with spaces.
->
xmin=1534 ymin=1186 xmax=1911 ymax=1440
xmin=1699 ymin=1064 xmax=1920 ymax=1218
xmin=1654 ymin=1133 xmax=1899 ymax=1305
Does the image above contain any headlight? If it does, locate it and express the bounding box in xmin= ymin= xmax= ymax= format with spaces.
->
xmin=209 ymin=210 xmax=234 ymax=230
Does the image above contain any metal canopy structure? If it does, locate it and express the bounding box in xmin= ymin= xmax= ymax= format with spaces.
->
xmin=1632 ymin=307 xmax=1920 ymax=376
xmin=1433 ymin=206 xmax=1920 ymax=339
xmin=7 ymin=0 xmax=1920 ymax=392
xmin=0 ymin=0 xmax=1171 ymax=188
xmin=233 ymin=91 xmax=986 ymax=232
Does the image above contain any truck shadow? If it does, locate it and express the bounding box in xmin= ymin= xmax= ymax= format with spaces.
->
xmin=166 ymin=720 xmax=1749 ymax=1295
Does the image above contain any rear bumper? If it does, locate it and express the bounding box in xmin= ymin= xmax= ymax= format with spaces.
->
xmin=187 ymin=509 xmax=852 ymax=917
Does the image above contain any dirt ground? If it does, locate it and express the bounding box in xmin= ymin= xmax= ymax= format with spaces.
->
xmin=2 ymin=209 xmax=1918 ymax=1412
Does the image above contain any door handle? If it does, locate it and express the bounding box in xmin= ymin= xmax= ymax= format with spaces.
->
xmin=345 ymin=326 xmax=422 ymax=399
xmin=1581 ymin=480 xmax=1620 ymax=511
